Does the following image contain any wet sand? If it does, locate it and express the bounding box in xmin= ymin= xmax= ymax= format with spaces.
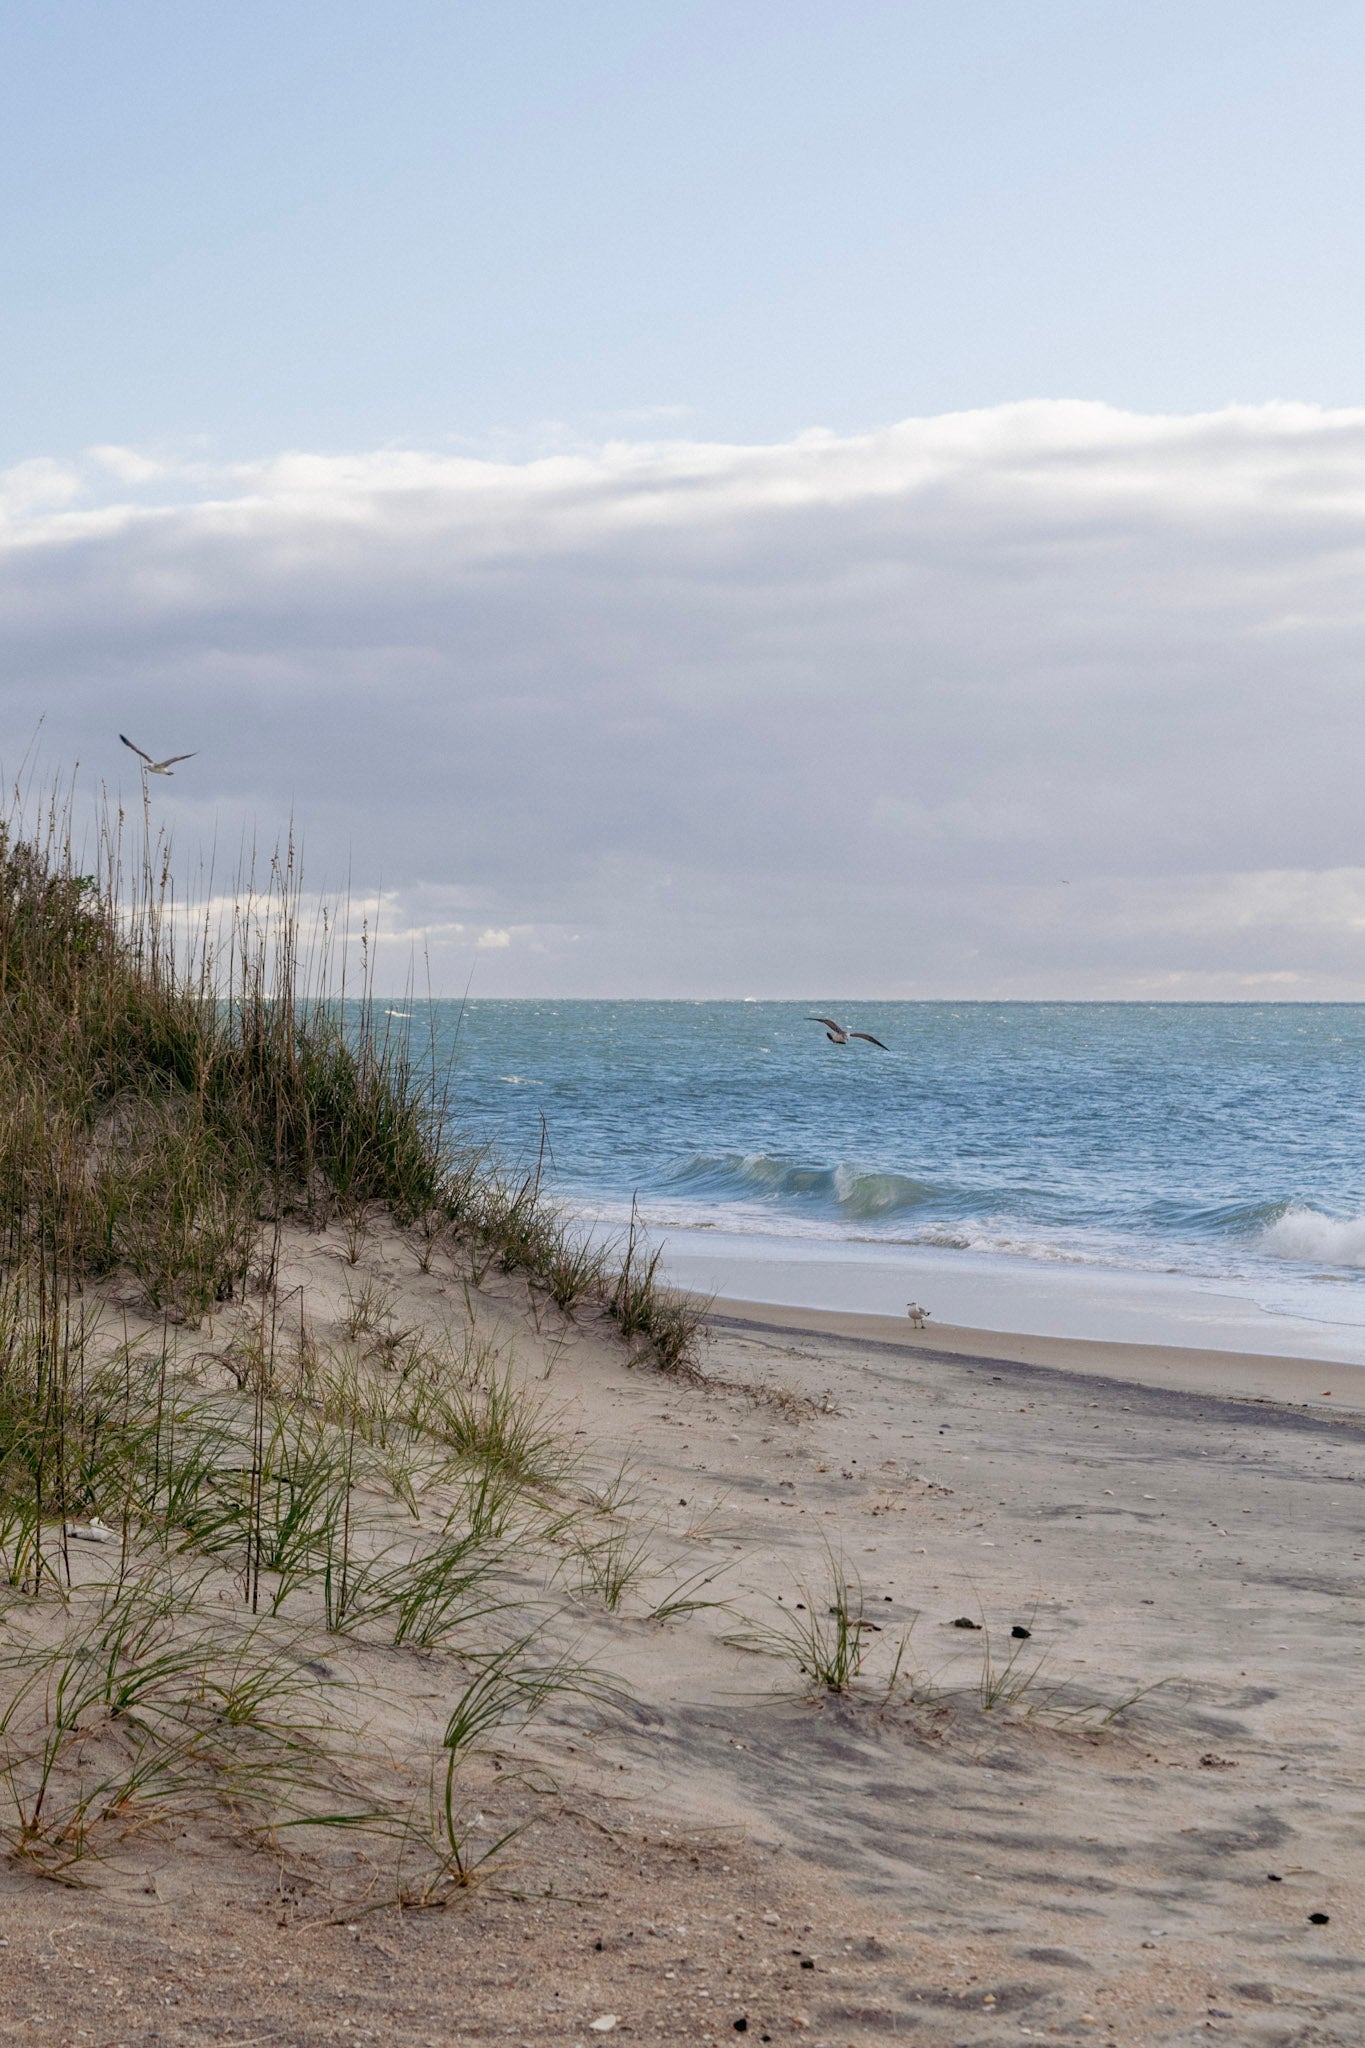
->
xmin=706 ymin=1293 xmax=1365 ymax=1411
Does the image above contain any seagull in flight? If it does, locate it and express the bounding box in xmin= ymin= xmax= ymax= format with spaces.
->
xmin=806 ymin=1015 xmax=889 ymax=1049
xmin=120 ymin=735 xmax=197 ymax=776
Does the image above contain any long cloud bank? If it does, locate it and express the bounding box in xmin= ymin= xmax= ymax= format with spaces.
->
xmin=4 ymin=400 xmax=1365 ymax=996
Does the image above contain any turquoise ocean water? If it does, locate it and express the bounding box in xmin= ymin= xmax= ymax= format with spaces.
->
xmin=417 ymin=1002 xmax=1365 ymax=1358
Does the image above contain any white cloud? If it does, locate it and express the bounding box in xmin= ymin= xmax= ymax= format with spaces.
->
xmin=5 ymin=401 xmax=1365 ymax=995
xmin=0 ymin=457 xmax=83 ymax=519
xmin=85 ymin=445 xmax=168 ymax=485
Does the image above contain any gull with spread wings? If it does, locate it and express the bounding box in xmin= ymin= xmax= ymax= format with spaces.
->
xmin=120 ymin=735 xmax=197 ymax=776
xmin=806 ymin=1015 xmax=888 ymax=1049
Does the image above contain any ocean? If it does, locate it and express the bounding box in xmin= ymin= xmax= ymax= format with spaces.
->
xmin=414 ymin=1001 xmax=1365 ymax=1363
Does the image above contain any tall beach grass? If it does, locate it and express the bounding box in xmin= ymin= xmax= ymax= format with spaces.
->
xmin=0 ymin=775 xmax=696 ymax=1885
xmin=0 ymin=778 xmax=699 ymax=1348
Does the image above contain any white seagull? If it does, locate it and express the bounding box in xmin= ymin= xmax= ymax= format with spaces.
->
xmin=806 ymin=1015 xmax=889 ymax=1049
xmin=120 ymin=734 xmax=197 ymax=776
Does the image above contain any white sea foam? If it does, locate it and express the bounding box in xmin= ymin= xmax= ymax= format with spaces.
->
xmin=572 ymin=1193 xmax=1205 ymax=1277
xmin=1260 ymin=1206 xmax=1365 ymax=1268
xmin=907 ymin=1222 xmax=1100 ymax=1265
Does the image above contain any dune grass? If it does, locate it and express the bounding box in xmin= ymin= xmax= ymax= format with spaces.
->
xmin=0 ymin=817 xmax=444 ymax=1321
xmin=0 ymin=780 xmax=699 ymax=1338
xmin=0 ymin=780 xmax=701 ymax=1890
xmin=0 ymin=1232 xmax=611 ymax=1883
xmin=729 ymin=1546 xmax=873 ymax=1694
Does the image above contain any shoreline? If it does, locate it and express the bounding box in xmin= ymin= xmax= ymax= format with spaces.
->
xmin=650 ymin=1219 xmax=1365 ymax=1366
xmin=699 ymin=1289 xmax=1365 ymax=1412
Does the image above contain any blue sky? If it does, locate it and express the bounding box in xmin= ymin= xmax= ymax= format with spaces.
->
xmin=4 ymin=1 xmax=1364 ymax=461
xmin=4 ymin=5 xmax=1365 ymax=996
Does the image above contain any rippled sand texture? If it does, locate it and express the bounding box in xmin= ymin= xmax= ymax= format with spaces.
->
xmin=2 ymin=1235 xmax=1362 ymax=2044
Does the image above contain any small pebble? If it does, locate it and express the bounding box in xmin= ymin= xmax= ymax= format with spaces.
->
xmin=1309 ymin=1912 xmax=1330 ymax=1925
xmin=952 ymin=1616 xmax=982 ymax=1630
xmin=1011 ymin=1625 xmax=1032 ymax=1639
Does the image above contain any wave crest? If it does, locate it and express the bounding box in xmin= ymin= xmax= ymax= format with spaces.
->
xmin=1259 ymin=1205 xmax=1365 ymax=1268
xmin=666 ymin=1151 xmax=938 ymax=1218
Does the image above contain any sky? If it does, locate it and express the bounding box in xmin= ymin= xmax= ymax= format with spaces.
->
xmin=3 ymin=2 xmax=1365 ymax=996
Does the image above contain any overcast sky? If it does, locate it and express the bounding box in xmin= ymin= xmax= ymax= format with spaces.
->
xmin=4 ymin=5 xmax=1365 ymax=996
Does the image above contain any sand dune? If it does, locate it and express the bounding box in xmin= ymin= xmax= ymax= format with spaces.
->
xmin=3 ymin=1232 xmax=1362 ymax=2045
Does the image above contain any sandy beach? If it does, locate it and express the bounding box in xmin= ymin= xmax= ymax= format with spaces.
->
xmin=4 ymin=1230 xmax=1362 ymax=2048
xmin=709 ymin=1294 xmax=1365 ymax=1411
xmin=12 ymin=9 xmax=1365 ymax=2040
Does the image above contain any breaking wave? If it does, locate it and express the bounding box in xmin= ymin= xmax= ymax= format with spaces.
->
xmin=665 ymin=1151 xmax=942 ymax=1219
xmin=1259 ymin=1205 xmax=1365 ymax=1269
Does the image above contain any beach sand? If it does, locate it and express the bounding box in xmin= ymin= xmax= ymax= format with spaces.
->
xmin=3 ymin=1236 xmax=1363 ymax=2045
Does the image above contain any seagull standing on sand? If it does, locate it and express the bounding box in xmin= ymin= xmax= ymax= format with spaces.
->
xmin=120 ymin=735 xmax=197 ymax=776
xmin=806 ymin=1015 xmax=889 ymax=1049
